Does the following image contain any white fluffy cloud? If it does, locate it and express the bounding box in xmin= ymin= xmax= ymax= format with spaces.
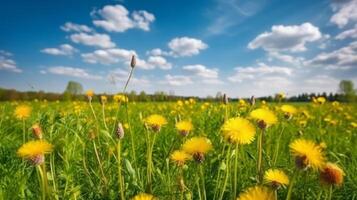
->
xmin=306 ymin=41 xmax=357 ymax=69
xmin=0 ymin=51 xmax=22 ymax=73
xmin=248 ymin=23 xmax=322 ymax=52
xmin=61 ymin=22 xmax=93 ymax=32
xmin=46 ymin=66 xmax=102 ymax=80
xmin=41 ymin=44 xmax=78 ymax=56
xmin=70 ymin=33 xmax=115 ymax=48
xmin=168 ymin=37 xmax=208 ymax=57
xmin=164 ymin=74 xmax=193 ymax=86
xmin=147 ymin=56 xmax=172 ymax=70
xmin=336 ymin=25 xmax=357 ymax=40
xmin=228 ymin=63 xmax=293 ymax=82
xmin=268 ymin=52 xmax=305 ymax=66
xmin=330 ymin=0 xmax=357 ymax=28
xmin=93 ymin=5 xmax=155 ymax=32
xmin=82 ymin=48 xmax=171 ymax=70
xmin=182 ymin=64 xmax=218 ymax=78
xmin=108 ymin=68 xmax=150 ymax=85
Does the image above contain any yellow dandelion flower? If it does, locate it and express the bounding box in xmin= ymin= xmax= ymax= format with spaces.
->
xmin=86 ymin=89 xmax=94 ymax=98
xmin=132 ymin=193 xmax=155 ymax=200
xmin=182 ymin=137 xmax=212 ymax=163
xmin=113 ymin=94 xmax=128 ymax=103
xmin=17 ymin=140 xmax=53 ymax=165
xmin=101 ymin=95 xmax=107 ymax=103
xmin=14 ymin=105 xmax=31 ymax=120
xmin=319 ymin=163 xmax=345 ymax=186
xmin=221 ymin=117 xmax=256 ymax=144
xmin=264 ymin=169 xmax=289 ymax=188
xmin=170 ymin=150 xmax=191 ymax=166
xmin=250 ymin=108 xmax=278 ymax=129
xmin=317 ymin=97 xmax=326 ymax=104
xmin=289 ymin=139 xmax=325 ymax=170
xmin=176 ymin=121 xmax=193 ymax=136
xmin=145 ymin=114 xmax=167 ymax=132
xmin=281 ymin=105 xmax=297 ymax=118
xmin=237 ymin=186 xmax=274 ymax=200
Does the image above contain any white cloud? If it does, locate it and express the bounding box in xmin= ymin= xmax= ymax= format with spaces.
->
xmin=182 ymin=64 xmax=218 ymax=78
xmin=306 ymin=41 xmax=357 ymax=69
xmin=70 ymin=33 xmax=115 ymax=48
xmin=228 ymin=63 xmax=293 ymax=82
xmin=164 ymin=74 xmax=193 ymax=86
xmin=335 ymin=25 xmax=357 ymax=40
xmin=248 ymin=23 xmax=322 ymax=52
xmin=46 ymin=66 xmax=102 ymax=80
xmin=146 ymin=48 xmax=169 ymax=56
xmin=168 ymin=37 xmax=208 ymax=57
xmin=147 ymin=56 xmax=172 ymax=70
xmin=93 ymin=5 xmax=155 ymax=32
xmin=330 ymin=0 xmax=357 ymax=28
xmin=108 ymin=68 xmax=150 ymax=85
xmin=0 ymin=51 xmax=22 ymax=73
xmin=61 ymin=22 xmax=93 ymax=32
xmin=268 ymin=52 xmax=305 ymax=66
xmin=41 ymin=44 xmax=78 ymax=56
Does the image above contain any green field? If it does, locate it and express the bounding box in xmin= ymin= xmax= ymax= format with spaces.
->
xmin=0 ymin=99 xmax=356 ymax=200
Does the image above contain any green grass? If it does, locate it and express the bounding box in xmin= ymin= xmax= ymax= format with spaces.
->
xmin=0 ymin=100 xmax=356 ymax=200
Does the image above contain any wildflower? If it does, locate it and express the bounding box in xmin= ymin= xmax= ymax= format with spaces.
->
xmin=250 ymin=108 xmax=278 ymax=129
xmin=132 ymin=193 xmax=155 ymax=200
xmin=319 ymin=163 xmax=344 ymax=186
xmin=113 ymin=94 xmax=128 ymax=103
xmin=170 ymin=150 xmax=191 ymax=166
xmin=221 ymin=117 xmax=256 ymax=144
xmin=130 ymin=55 xmax=136 ymax=68
xmin=175 ymin=121 xmax=193 ymax=136
xmin=145 ymin=114 xmax=167 ymax=132
xmin=237 ymin=186 xmax=274 ymax=200
xmin=31 ymin=123 xmax=43 ymax=139
xmin=116 ymin=122 xmax=125 ymax=139
xmin=289 ymin=139 xmax=325 ymax=170
xmin=86 ymin=90 xmax=94 ymax=100
xmin=182 ymin=137 xmax=212 ymax=163
xmin=317 ymin=97 xmax=326 ymax=104
xmin=17 ymin=140 xmax=53 ymax=165
xmin=264 ymin=169 xmax=289 ymax=189
xmin=276 ymin=93 xmax=285 ymax=100
xmin=101 ymin=96 xmax=107 ymax=104
xmin=319 ymin=142 xmax=327 ymax=149
xmin=14 ymin=105 xmax=31 ymax=120
xmin=281 ymin=105 xmax=297 ymax=119
xmin=238 ymin=99 xmax=247 ymax=107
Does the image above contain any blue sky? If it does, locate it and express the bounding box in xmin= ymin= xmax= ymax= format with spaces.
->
xmin=0 ymin=0 xmax=357 ymax=97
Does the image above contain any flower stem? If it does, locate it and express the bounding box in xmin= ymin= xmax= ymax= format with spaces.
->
xmin=285 ymin=170 xmax=298 ymax=200
xmin=117 ymin=141 xmax=125 ymax=199
xmin=22 ymin=119 xmax=26 ymax=143
xmin=257 ymin=130 xmax=264 ymax=184
xmin=233 ymin=143 xmax=239 ymax=199
xmin=199 ymin=164 xmax=206 ymax=200
xmin=327 ymin=185 xmax=333 ymax=200
xmin=218 ymin=146 xmax=231 ymax=200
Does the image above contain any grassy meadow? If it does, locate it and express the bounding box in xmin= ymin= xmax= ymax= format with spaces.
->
xmin=0 ymin=97 xmax=356 ymax=200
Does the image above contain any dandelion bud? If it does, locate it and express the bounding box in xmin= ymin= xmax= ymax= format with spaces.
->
xmin=30 ymin=154 xmax=45 ymax=165
xmin=250 ymin=96 xmax=256 ymax=106
xmin=130 ymin=55 xmax=136 ymax=68
xmin=116 ymin=122 xmax=125 ymax=139
xmin=223 ymin=93 xmax=228 ymax=105
xmin=178 ymin=177 xmax=186 ymax=192
xmin=31 ymin=123 xmax=43 ymax=139
xmin=319 ymin=163 xmax=344 ymax=186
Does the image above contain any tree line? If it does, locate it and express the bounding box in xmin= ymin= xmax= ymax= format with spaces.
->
xmin=0 ymin=80 xmax=355 ymax=102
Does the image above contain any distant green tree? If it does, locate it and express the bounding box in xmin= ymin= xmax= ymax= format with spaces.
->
xmin=339 ymin=80 xmax=356 ymax=102
xmin=64 ymin=81 xmax=83 ymax=95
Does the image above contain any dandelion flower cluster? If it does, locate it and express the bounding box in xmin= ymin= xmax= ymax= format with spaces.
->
xmin=175 ymin=121 xmax=193 ymax=136
xmin=237 ymin=186 xmax=274 ymax=200
xmin=290 ymin=138 xmax=325 ymax=170
xmin=132 ymin=193 xmax=155 ymax=200
xmin=182 ymin=137 xmax=212 ymax=163
xmin=145 ymin=114 xmax=167 ymax=132
xmin=113 ymin=94 xmax=128 ymax=103
xmin=264 ymin=169 xmax=289 ymax=188
xmin=319 ymin=163 xmax=344 ymax=186
xmin=86 ymin=90 xmax=94 ymax=99
xmin=250 ymin=108 xmax=277 ymax=129
xmin=17 ymin=140 xmax=53 ymax=165
xmin=14 ymin=105 xmax=31 ymax=120
xmin=221 ymin=117 xmax=256 ymax=144
xmin=170 ymin=150 xmax=191 ymax=166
